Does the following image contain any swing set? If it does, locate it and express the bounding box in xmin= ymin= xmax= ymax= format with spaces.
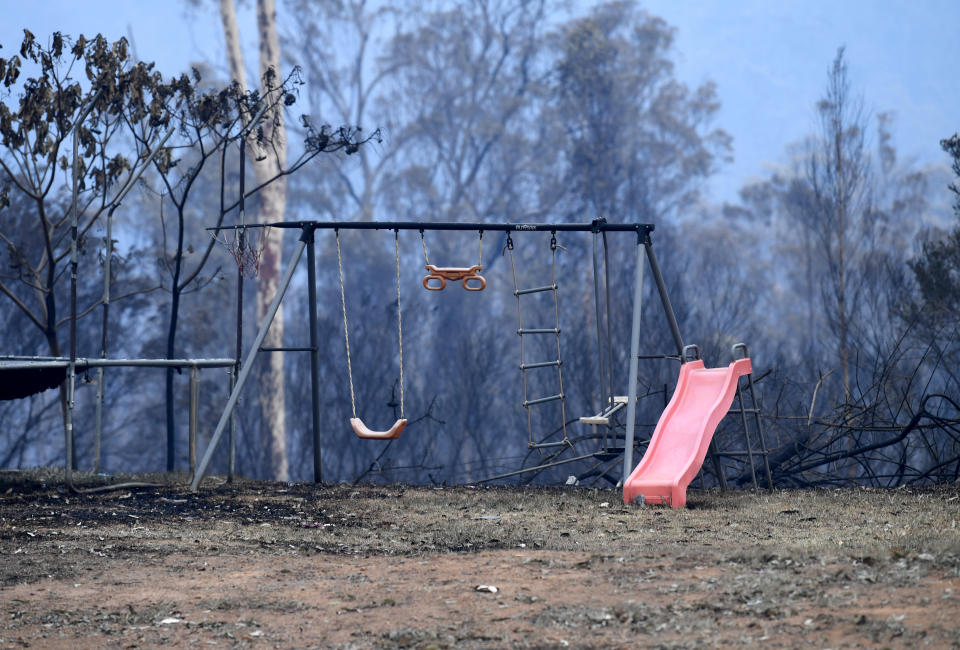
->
xmin=335 ymin=229 xmax=407 ymax=440
xmin=333 ymin=228 xmax=486 ymax=439
xmin=190 ymin=218 xmax=770 ymax=495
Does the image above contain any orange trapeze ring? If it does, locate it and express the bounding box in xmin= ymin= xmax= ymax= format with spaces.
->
xmin=422 ymin=264 xmax=485 ymax=291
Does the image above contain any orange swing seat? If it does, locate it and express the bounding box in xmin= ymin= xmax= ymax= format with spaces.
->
xmin=350 ymin=417 xmax=407 ymax=440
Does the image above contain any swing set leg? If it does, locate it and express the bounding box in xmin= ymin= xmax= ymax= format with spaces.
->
xmin=190 ymin=239 xmax=307 ymax=492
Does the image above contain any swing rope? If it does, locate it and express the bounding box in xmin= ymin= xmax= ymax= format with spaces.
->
xmin=420 ymin=229 xmax=484 ymax=268
xmin=335 ymin=229 xmax=357 ymax=419
xmin=336 ymin=228 xmax=406 ymax=432
xmin=420 ymin=229 xmax=430 ymax=266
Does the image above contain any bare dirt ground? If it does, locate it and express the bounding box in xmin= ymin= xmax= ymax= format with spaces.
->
xmin=1 ymin=470 xmax=958 ymax=649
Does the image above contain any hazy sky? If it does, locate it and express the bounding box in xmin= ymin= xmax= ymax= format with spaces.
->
xmin=1 ymin=0 xmax=957 ymax=206
xmin=643 ymin=0 xmax=958 ymax=203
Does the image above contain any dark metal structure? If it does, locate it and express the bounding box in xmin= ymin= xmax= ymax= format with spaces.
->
xmin=190 ymin=218 xmax=694 ymax=491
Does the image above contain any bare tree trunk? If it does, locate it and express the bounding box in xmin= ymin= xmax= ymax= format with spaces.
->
xmin=219 ymin=0 xmax=289 ymax=481
xmin=802 ymin=226 xmax=816 ymax=359
xmin=834 ymin=128 xmax=850 ymax=402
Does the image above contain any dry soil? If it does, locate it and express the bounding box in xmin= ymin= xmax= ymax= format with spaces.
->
xmin=1 ymin=471 xmax=958 ymax=648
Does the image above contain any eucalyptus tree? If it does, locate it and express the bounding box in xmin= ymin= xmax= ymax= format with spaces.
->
xmin=909 ymin=133 xmax=960 ymax=331
xmin=0 ymin=31 xmax=182 ymax=437
xmin=726 ymin=51 xmax=942 ymax=487
xmin=0 ymin=29 xmax=374 ymax=473
xmin=219 ymin=0 xmax=293 ymax=480
xmin=543 ymin=1 xmax=731 ymax=223
xmin=276 ymin=0 xmax=555 ymax=481
xmin=141 ymin=66 xmax=373 ymax=473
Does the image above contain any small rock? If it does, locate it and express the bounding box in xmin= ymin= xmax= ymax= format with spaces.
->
xmin=476 ymin=585 xmax=498 ymax=593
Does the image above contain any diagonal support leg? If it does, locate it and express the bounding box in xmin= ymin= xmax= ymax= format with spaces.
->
xmin=190 ymin=239 xmax=306 ymax=491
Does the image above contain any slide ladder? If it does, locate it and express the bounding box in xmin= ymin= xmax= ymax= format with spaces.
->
xmin=623 ymin=349 xmax=753 ymax=508
xmin=719 ymin=343 xmax=774 ymax=490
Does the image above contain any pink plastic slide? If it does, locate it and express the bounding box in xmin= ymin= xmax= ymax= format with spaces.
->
xmin=623 ymin=357 xmax=752 ymax=508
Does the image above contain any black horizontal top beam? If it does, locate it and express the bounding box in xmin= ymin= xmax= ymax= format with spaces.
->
xmin=208 ymin=219 xmax=654 ymax=236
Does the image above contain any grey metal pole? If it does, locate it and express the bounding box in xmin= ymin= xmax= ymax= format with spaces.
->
xmin=601 ymin=231 xmax=616 ymax=422
xmin=93 ymin=203 xmax=114 ymax=474
xmin=65 ymin=91 xmax=105 ymax=480
xmin=644 ymin=239 xmax=684 ymax=356
xmin=746 ymin=372 xmax=774 ymax=489
xmin=622 ymin=234 xmax=646 ymax=484
xmin=228 ymin=368 xmax=236 ymax=483
xmin=304 ymin=228 xmax=323 ymax=483
xmin=230 ymin=136 xmax=246 ymax=485
xmin=66 ymin=98 xmax=82 ymax=482
xmin=591 ymin=233 xmax=609 ymax=439
xmin=734 ymin=378 xmax=759 ymax=492
xmin=189 ymin=365 xmax=199 ymax=476
xmin=190 ymin=239 xmax=306 ymax=491
xmin=93 ymin=125 xmax=175 ymax=471
xmin=64 ymin=366 xmax=75 ymax=483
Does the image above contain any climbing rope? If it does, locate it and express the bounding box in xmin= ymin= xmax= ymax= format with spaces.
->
xmin=336 ymin=229 xmax=357 ymax=419
xmin=507 ymin=230 xmax=570 ymax=450
xmin=549 ymin=232 xmax=569 ymax=446
xmin=505 ymin=233 xmax=531 ymax=445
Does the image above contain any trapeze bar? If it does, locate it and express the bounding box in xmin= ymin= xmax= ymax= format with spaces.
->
xmin=208 ymin=219 xmax=654 ymax=235
xmin=518 ymin=328 xmax=560 ymax=335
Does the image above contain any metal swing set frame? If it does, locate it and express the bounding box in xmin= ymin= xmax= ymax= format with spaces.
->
xmin=190 ymin=217 xmax=696 ymax=491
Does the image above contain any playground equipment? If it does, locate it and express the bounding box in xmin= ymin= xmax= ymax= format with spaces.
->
xmin=189 ymin=218 xmax=771 ymax=492
xmin=575 ymin=228 xmax=635 ymax=465
xmin=420 ymin=230 xmax=486 ymax=291
xmin=335 ymin=229 xmax=407 ymax=440
xmin=506 ymin=231 xmax=570 ymax=450
xmin=191 ymin=219 xmax=666 ymax=490
xmin=622 ymin=345 xmax=767 ymax=507
xmin=423 ymin=264 xmax=486 ymax=291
